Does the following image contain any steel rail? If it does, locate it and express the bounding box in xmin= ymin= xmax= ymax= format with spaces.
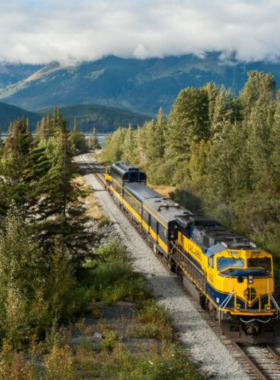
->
xmin=79 ymin=155 xmax=280 ymax=380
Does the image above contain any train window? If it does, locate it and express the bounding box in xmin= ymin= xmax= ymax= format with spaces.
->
xmin=158 ymin=224 xmax=168 ymax=242
xmin=203 ymin=236 xmax=210 ymax=248
xmin=151 ymin=217 xmax=157 ymax=234
xmin=143 ymin=209 xmax=150 ymax=224
xmin=247 ymin=257 xmax=272 ymax=272
xmin=130 ymin=172 xmax=139 ymax=182
xmin=217 ymin=257 xmax=244 ymax=271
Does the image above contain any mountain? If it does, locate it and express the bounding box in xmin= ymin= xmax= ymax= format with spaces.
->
xmin=0 ymin=102 xmax=41 ymax=132
xmin=39 ymin=104 xmax=152 ymax=133
xmin=0 ymin=63 xmax=43 ymax=89
xmin=2 ymin=54 xmax=280 ymax=114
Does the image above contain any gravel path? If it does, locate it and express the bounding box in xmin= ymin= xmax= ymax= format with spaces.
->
xmin=76 ymin=154 xmax=249 ymax=380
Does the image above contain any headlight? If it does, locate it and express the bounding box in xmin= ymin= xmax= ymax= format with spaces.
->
xmin=248 ymin=275 xmax=254 ymax=284
xmin=266 ymin=305 xmax=271 ymax=311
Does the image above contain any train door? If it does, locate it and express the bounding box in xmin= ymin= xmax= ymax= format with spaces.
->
xmin=142 ymin=208 xmax=150 ymax=234
xmin=207 ymin=256 xmax=216 ymax=301
xmin=150 ymin=215 xmax=158 ymax=245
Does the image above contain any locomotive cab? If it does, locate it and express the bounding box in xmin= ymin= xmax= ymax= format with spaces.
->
xmin=208 ymin=247 xmax=280 ymax=343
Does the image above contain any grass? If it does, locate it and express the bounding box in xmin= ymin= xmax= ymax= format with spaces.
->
xmin=127 ymin=301 xmax=173 ymax=342
xmin=149 ymin=184 xmax=176 ymax=199
xmin=0 ymin=240 xmax=203 ymax=379
xmin=79 ymin=240 xmax=150 ymax=306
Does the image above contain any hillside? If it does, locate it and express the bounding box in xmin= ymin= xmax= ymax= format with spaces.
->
xmin=0 ymin=102 xmax=41 ymax=132
xmin=0 ymin=63 xmax=43 ymax=89
xmin=39 ymin=104 xmax=151 ymax=132
xmin=2 ymin=53 xmax=280 ymax=114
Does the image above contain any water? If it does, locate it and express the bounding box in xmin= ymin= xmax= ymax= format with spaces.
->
xmin=1 ymin=133 xmax=107 ymax=146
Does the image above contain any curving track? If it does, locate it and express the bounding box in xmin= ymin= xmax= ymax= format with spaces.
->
xmin=76 ymin=154 xmax=280 ymax=380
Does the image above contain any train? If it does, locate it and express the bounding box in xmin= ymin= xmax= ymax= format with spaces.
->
xmin=105 ymin=161 xmax=280 ymax=344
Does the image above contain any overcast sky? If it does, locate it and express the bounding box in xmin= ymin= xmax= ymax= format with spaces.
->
xmin=0 ymin=0 xmax=279 ymax=64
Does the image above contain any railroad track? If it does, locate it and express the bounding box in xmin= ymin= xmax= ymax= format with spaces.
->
xmin=232 ymin=343 xmax=280 ymax=380
xmin=78 ymin=155 xmax=280 ymax=380
xmin=77 ymin=155 xmax=106 ymax=186
xmin=189 ymin=288 xmax=280 ymax=379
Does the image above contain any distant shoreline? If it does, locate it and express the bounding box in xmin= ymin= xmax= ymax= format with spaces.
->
xmin=1 ymin=133 xmax=107 ymax=147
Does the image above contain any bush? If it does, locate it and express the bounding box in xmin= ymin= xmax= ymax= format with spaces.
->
xmin=0 ymin=208 xmax=82 ymax=348
xmin=79 ymin=241 xmax=150 ymax=306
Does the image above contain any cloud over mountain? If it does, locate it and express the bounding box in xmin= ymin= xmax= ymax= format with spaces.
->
xmin=1 ymin=0 xmax=280 ymax=64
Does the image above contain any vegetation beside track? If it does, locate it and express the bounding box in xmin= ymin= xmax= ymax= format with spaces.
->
xmin=0 ymin=111 xmax=202 ymax=378
xmin=0 ymin=239 xmax=203 ymax=379
xmin=101 ymin=71 xmax=280 ymax=296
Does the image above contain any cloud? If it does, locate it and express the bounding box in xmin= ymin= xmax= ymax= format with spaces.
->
xmin=0 ymin=0 xmax=280 ymax=64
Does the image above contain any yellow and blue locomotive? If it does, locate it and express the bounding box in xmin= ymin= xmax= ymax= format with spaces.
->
xmin=105 ymin=162 xmax=280 ymax=344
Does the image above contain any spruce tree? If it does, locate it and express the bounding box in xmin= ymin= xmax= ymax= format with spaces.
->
xmin=166 ymin=87 xmax=210 ymax=163
xmin=246 ymin=100 xmax=275 ymax=193
xmin=0 ymin=118 xmax=50 ymax=217
xmin=38 ymin=119 xmax=93 ymax=266
xmin=204 ymin=82 xmax=219 ymax=126
xmin=211 ymin=86 xmax=236 ymax=138
xmin=88 ymin=128 xmax=100 ymax=150
xmin=122 ymin=125 xmax=138 ymax=163
xmin=240 ymin=71 xmax=276 ymax=117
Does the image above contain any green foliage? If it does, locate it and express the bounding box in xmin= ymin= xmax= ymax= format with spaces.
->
xmin=166 ymin=87 xmax=210 ymax=163
xmin=88 ymin=128 xmax=100 ymax=150
xmin=0 ymin=118 xmax=50 ymax=217
xmin=79 ymin=240 xmax=150 ymax=306
xmin=69 ymin=130 xmax=88 ymax=155
xmin=101 ymin=128 xmax=127 ymax=163
xmin=102 ymin=71 xmax=280 ymax=295
xmin=0 ymin=208 xmax=80 ymax=348
xmin=38 ymin=104 xmax=151 ymax=133
xmin=115 ymin=344 xmax=201 ymax=380
xmin=0 ymin=102 xmax=40 ymax=132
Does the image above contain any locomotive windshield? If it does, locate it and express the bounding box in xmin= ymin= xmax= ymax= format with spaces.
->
xmin=217 ymin=257 xmax=244 ymax=271
xmin=247 ymin=257 xmax=272 ymax=272
xmin=219 ymin=268 xmax=271 ymax=278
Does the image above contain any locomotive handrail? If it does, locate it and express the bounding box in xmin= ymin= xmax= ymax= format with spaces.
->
xmin=220 ymin=293 xmax=234 ymax=311
xmin=270 ymin=294 xmax=280 ymax=314
xmin=170 ymin=242 xmax=204 ymax=276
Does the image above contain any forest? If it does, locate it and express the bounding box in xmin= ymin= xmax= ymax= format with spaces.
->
xmin=0 ymin=111 xmax=200 ymax=379
xmin=102 ymin=71 xmax=280 ymax=291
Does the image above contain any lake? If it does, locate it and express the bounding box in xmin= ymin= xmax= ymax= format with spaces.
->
xmin=1 ymin=133 xmax=107 ymax=147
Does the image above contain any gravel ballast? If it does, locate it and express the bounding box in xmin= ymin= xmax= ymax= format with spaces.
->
xmin=77 ymin=154 xmax=249 ymax=380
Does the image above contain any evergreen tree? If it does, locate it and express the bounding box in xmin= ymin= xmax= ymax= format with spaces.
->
xmin=211 ymin=86 xmax=236 ymax=138
xmin=166 ymin=87 xmax=210 ymax=163
xmin=122 ymin=126 xmax=138 ymax=163
xmin=0 ymin=118 xmax=50 ymax=217
xmin=69 ymin=128 xmax=88 ymax=155
xmin=204 ymin=82 xmax=219 ymax=126
xmin=35 ymin=114 xmax=54 ymax=141
xmin=246 ymin=100 xmax=275 ymax=193
xmin=88 ymin=128 xmax=100 ymax=150
xmin=271 ymin=101 xmax=280 ymax=191
xmin=0 ymin=206 xmax=47 ymax=346
xmin=207 ymin=120 xmax=247 ymax=203
xmin=101 ymin=128 xmax=127 ymax=163
xmin=240 ymin=71 xmax=276 ymax=117
xmin=38 ymin=123 xmax=93 ymax=266
xmin=73 ymin=117 xmax=78 ymax=131
xmin=0 ymin=206 xmax=77 ymax=347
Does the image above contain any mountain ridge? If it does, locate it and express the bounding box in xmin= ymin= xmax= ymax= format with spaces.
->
xmin=39 ymin=104 xmax=151 ymax=133
xmin=0 ymin=102 xmax=41 ymax=132
xmin=0 ymin=101 xmax=150 ymax=133
xmin=1 ymin=54 xmax=280 ymax=114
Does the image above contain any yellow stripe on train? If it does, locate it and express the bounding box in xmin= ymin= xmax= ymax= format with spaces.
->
xmin=110 ymin=185 xmax=168 ymax=254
